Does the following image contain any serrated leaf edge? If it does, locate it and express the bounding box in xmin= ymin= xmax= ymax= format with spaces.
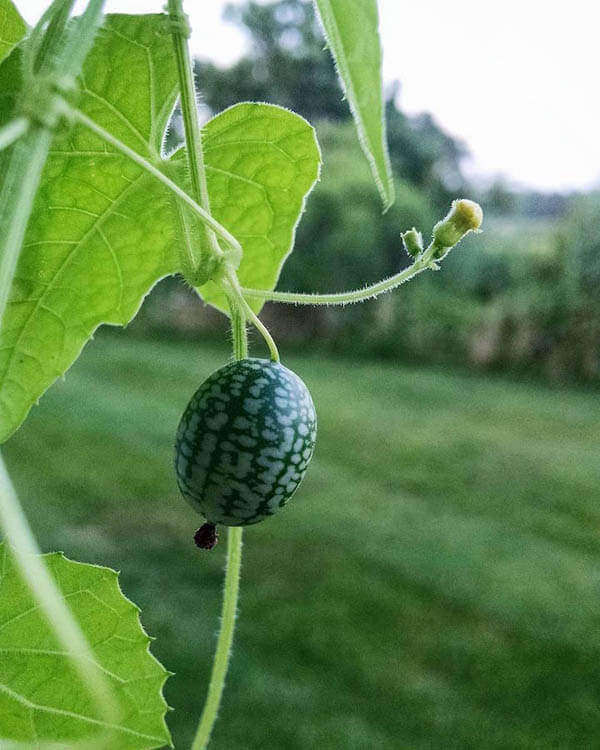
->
xmin=0 ymin=544 xmax=173 ymax=749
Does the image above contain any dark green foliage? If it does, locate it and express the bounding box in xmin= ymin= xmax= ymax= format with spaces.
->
xmin=175 ymin=359 xmax=316 ymax=526
xmin=558 ymin=193 xmax=600 ymax=297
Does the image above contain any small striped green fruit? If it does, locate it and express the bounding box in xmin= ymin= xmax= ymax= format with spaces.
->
xmin=175 ymin=358 xmax=317 ymax=527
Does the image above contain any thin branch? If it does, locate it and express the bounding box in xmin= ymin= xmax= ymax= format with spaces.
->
xmin=239 ymin=247 xmax=439 ymax=307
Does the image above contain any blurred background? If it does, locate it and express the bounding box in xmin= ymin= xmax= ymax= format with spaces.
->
xmin=6 ymin=0 xmax=600 ymax=748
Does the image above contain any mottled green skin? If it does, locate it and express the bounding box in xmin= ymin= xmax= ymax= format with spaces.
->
xmin=175 ymin=359 xmax=317 ymax=526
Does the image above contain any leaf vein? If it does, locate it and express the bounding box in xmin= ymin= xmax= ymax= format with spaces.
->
xmin=0 ymin=648 xmax=125 ymax=683
xmin=205 ymin=165 xmax=267 ymax=193
xmin=96 ymin=227 xmax=124 ymax=317
xmin=204 ymin=139 xmax=296 ymax=163
xmin=80 ymin=89 xmax=153 ymax=157
xmin=0 ymin=175 xmax=144 ymax=390
xmin=0 ymin=682 xmax=164 ymax=743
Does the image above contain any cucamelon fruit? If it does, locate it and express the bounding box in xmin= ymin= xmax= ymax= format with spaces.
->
xmin=175 ymin=358 xmax=316 ymax=544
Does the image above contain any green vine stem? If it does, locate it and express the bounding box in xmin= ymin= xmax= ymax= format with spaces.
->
xmin=0 ymin=116 xmax=29 ymax=152
xmin=0 ymin=128 xmax=54 ymax=329
xmin=191 ymin=525 xmax=243 ymax=750
xmin=227 ymin=293 xmax=249 ymax=361
xmin=54 ymin=0 xmax=105 ymax=78
xmin=31 ymin=0 xmax=76 ymax=74
xmin=190 ymin=302 xmax=247 ymax=750
xmin=166 ymin=0 xmax=223 ymax=271
xmin=22 ymin=0 xmax=73 ymax=75
xmin=239 ymin=242 xmax=441 ymax=306
xmin=239 ymin=296 xmax=280 ymax=363
xmin=240 ymin=199 xmax=483 ymax=307
xmin=166 ymin=0 xmax=281 ymax=361
xmin=225 ymin=267 xmax=280 ymax=362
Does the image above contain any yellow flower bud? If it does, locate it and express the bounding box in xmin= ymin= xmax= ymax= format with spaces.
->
xmin=433 ymin=199 xmax=483 ymax=252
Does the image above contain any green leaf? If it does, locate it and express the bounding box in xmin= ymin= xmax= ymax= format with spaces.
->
xmin=0 ymin=38 xmax=22 ymax=124
xmin=313 ymin=0 xmax=394 ymax=210
xmin=0 ymin=542 xmax=171 ymax=749
xmin=0 ymin=14 xmax=180 ymax=443
xmin=0 ymin=0 xmax=25 ymax=65
xmin=192 ymin=102 xmax=321 ymax=314
xmin=0 ymin=20 xmax=321 ymax=442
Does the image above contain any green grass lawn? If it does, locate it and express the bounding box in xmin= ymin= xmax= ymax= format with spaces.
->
xmin=5 ymin=330 xmax=600 ymax=749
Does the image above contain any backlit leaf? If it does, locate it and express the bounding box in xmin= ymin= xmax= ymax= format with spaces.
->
xmin=0 ymin=0 xmax=25 ymax=65
xmin=192 ymin=102 xmax=321 ymax=314
xmin=0 ymin=14 xmax=180 ymax=442
xmin=0 ymin=542 xmax=171 ymax=749
xmin=0 ymin=20 xmax=321 ymax=442
xmin=313 ymin=0 xmax=394 ymax=209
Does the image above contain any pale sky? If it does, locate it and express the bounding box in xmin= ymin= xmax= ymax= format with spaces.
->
xmin=14 ymin=0 xmax=600 ymax=192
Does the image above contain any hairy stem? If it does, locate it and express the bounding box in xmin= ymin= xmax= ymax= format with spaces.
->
xmin=240 ymin=241 xmax=443 ymax=307
xmin=225 ymin=268 xmax=280 ymax=362
xmin=191 ymin=304 xmax=247 ymax=750
xmin=228 ymin=294 xmax=249 ymax=360
xmin=167 ymin=0 xmax=223 ymax=270
xmin=191 ymin=526 xmax=243 ymax=750
xmin=70 ymin=107 xmax=240 ymax=257
xmin=32 ymin=0 xmax=76 ymax=74
xmin=23 ymin=0 xmax=73 ymax=75
xmin=55 ymin=0 xmax=105 ymax=78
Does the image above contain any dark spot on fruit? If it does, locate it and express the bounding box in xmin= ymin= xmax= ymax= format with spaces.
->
xmin=194 ymin=523 xmax=218 ymax=550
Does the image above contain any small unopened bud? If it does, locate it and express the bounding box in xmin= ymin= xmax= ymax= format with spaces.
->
xmin=432 ymin=199 xmax=483 ymax=257
xmin=401 ymin=228 xmax=424 ymax=258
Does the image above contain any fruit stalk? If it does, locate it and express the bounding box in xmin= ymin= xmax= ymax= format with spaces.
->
xmin=191 ymin=526 xmax=243 ymax=750
xmin=190 ymin=293 xmax=247 ymax=750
